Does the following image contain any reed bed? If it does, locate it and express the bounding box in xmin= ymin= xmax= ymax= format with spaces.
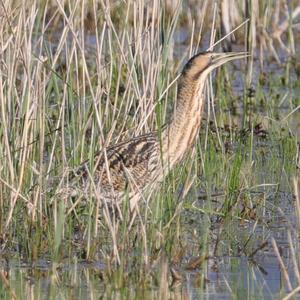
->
xmin=0 ymin=0 xmax=299 ymax=298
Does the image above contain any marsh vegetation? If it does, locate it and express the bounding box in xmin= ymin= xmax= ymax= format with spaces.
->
xmin=0 ymin=0 xmax=299 ymax=299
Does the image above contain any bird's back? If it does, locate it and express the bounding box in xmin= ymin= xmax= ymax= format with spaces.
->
xmin=69 ymin=132 xmax=160 ymax=201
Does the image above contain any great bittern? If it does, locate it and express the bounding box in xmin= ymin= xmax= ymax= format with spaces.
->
xmin=67 ymin=51 xmax=246 ymax=210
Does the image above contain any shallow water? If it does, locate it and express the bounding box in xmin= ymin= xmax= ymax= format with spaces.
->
xmin=1 ymin=187 xmax=298 ymax=299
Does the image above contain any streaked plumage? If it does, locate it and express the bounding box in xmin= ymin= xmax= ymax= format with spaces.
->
xmin=69 ymin=133 xmax=160 ymax=202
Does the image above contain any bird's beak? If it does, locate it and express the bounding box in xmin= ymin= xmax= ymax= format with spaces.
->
xmin=211 ymin=52 xmax=249 ymax=66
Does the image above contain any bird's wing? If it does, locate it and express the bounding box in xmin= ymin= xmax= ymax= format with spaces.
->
xmin=71 ymin=133 xmax=159 ymax=197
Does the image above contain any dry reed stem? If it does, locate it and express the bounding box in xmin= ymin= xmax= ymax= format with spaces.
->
xmin=271 ymin=237 xmax=293 ymax=292
xmin=158 ymin=255 xmax=169 ymax=300
xmin=287 ymin=231 xmax=300 ymax=286
xmin=282 ymin=286 xmax=300 ymax=300
xmin=0 ymin=271 xmax=17 ymax=300
xmin=294 ymin=177 xmax=300 ymax=229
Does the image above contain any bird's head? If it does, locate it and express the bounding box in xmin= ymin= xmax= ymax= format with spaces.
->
xmin=181 ymin=51 xmax=248 ymax=82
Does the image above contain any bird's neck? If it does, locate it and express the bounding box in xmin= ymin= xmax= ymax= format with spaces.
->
xmin=161 ymin=75 xmax=206 ymax=170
